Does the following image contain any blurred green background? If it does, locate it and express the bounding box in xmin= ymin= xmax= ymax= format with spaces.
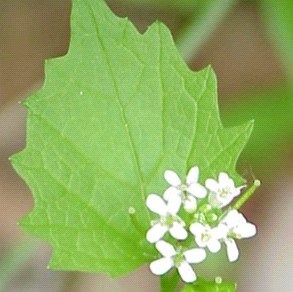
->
xmin=0 ymin=0 xmax=292 ymax=291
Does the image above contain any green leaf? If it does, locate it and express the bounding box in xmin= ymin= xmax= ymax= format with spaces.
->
xmin=181 ymin=277 xmax=237 ymax=292
xmin=10 ymin=0 xmax=252 ymax=277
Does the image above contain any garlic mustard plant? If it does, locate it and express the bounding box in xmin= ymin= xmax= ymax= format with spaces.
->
xmin=218 ymin=209 xmax=257 ymax=262
xmin=146 ymin=166 xmax=258 ymax=284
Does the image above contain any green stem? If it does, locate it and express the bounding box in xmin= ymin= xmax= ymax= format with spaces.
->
xmin=128 ymin=206 xmax=146 ymax=236
xmin=176 ymin=0 xmax=239 ymax=62
xmin=160 ymin=270 xmax=180 ymax=292
xmin=233 ymin=179 xmax=261 ymax=210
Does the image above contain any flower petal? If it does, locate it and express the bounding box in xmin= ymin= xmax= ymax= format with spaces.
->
xmin=146 ymin=194 xmax=167 ymax=216
xmin=178 ymin=262 xmax=196 ymax=283
xmin=146 ymin=224 xmax=168 ymax=243
xmin=164 ymin=170 xmax=181 ymax=187
xmin=166 ymin=195 xmax=181 ymax=214
xmin=214 ymin=224 xmax=229 ymax=239
xmin=225 ymin=238 xmax=239 ymax=262
xmin=205 ymin=178 xmax=219 ymax=192
xmin=155 ymin=240 xmax=176 ymax=258
xmin=184 ymin=248 xmax=206 ymax=264
xmin=169 ymin=222 xmax=188 ymax=240
xmin=150 ymin=258 xmax=174 ymax=275
xmin=183 ymin=195 xmax=197 ymax=213
xmin=218 ymin=172 xmax=231 ymax=186
xmin=163 ymin=186 xmax=181 ymax=201
xmin=189 ymin=222 xmax=205 ymax=236
xmin=186 ymin=166 xmax=199 ymax=185
xmin=207 ymin=239 xmax=221 ymax=253
xmin=221 ymin=209 xmax=239 ymax=227
xmin=234 ymin=223 xmax=257 ymax=238
xmin=187 ymin=183 xmax=207 ymax=198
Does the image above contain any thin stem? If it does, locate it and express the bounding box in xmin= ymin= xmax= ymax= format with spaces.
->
xmin=160 ymin=270 xmax=180 ymax=292
xmin=176 ymin=0 xmax=239 ymax=62
xmin=233 ymin=179 xmax=261 ymax=210
xmin=128 ymin=206 xmax=146 ymax=236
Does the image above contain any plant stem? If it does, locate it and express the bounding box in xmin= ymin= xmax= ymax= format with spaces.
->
xmin=160 ymin=270 xmax=180 ymax=292
xmin=176 ymin=0 xmax=239 ymax=63
xmin=233 ymin=179 xmax=261 ymax=210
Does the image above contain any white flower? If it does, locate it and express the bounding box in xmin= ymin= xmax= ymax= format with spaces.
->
xmin=218 ymin=209 xmax=257 ymax=262
xmin=189 ymin=222 xmax=223 ymax=253
xmin=205 ymin=172 xmax=245 ymax=208
xmin=150 ymin=240 xmax=206 ymax=283
xmin=163 ymin=166 xmax=207 ymax=213
xmin=146 ymin=194 xmax=188 ymax=243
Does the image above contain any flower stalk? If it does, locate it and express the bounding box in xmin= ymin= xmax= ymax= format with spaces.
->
xmin=233 ymin=179 xmax=261 ymax=210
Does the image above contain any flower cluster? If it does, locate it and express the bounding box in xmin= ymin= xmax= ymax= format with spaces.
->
xmin=146 ymin=166 xmax=257 ymax=283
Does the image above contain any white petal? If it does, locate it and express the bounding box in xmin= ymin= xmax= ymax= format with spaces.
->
xmin=146 ymin=224 xmax=168 ymax=243
xmin=187 ymin=183 xmax=207 ymax=198
xmin=215 ymin=195 xmax=233 ymax=208
xmin=155 ymin=240 xmax=176 ymax=257
xmin=214 ymin=224 xmax=229 ymax=239
xmin=225 ymin=239 xmax=239 ymax=262
xmin=163 ymin=186 xmax=181 ymax=201
xmin=234 ymin=223 xmax=257 ymax=238
xmin=189 ymin=222 xmax=205 ymax=236
xmin=186 ymin=166 xmax=199 ymax=185
xmin=236 ymin=185 xmax=246 ymax=194
xmin=146 ymin=194 xmax=167 ymax=216
xmin=169 ymin=222 xmax=188 ymax=240
xmin=166 ymin=194 xmax=182 ymax=214
xmin=235 ymin=212 xmax=248 ymax=225
xmin=150 ymin=257 xmax=174 ymax=275
xmin=207 ymin=239 xmax=221 ymax=253
xmin=183 ymin=196 xmax=197 ymax=213
xmin=221 ymin=209 xmax=239 ymax=227
xmin=233 ymin=186 xmax=243 ymax=197
xmin=164 ymin=170 xmax=182 ymax=187
xmin=218 ymin=172 xmax=231 ymax=187
xmin=178 ymin=262 xmax=196 ymax=283
xmin=184 ymin=248 xmax=206 ymax=264
xmin=205 ymin=178 xmax=219 ymax=192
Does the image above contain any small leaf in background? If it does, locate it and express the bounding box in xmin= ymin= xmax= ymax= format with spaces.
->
xmin=10 ymin=0 xmax=252 ymax=278
xmin=261 ymin=0 xmax=293 ymax=82
xmin=222 ymin=86 xmax=293 ymax=174
xmin=181 ymin=277 xmax=237 ymax=292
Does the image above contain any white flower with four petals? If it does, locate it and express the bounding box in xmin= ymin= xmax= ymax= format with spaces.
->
xmin=164 ymin=166 xmax=207 ymax=213
xmin=205 ymin=172 xmax=245 ymax=208
xmin=189 ymin=222 xmax=223 ymax=253
xmin=145 ymin=167 xmax=257 ymax=283
xmin=146 ymin=194 xmax=188 ymax=243
xmin=150 ymin=240 xmax=206 ymax=283
xmin=218 ymin=209 xmax=257 ymax=262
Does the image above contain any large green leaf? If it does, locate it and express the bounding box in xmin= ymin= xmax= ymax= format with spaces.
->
xmin=11 ymin=0 xmax=252 ymax=277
